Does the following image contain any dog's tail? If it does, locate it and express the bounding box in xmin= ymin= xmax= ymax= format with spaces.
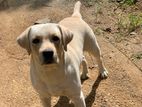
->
xmin=72 ymin=1 xmax=82 ymax=18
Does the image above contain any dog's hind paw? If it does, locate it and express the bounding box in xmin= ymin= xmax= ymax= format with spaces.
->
xmin=100 ymin=70 xmax=108 ymax=79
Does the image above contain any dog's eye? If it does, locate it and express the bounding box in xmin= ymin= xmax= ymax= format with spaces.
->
xmin=52 ymin=36 xmax=60 ymax=42
xmin=32 ymin=38 xmax=40 ymax=44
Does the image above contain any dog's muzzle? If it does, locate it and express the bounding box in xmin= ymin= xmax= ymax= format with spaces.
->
xmin=42 ymin=50 xmax=54 ymax=64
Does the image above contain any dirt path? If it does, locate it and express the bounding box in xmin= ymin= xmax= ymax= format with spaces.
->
xmin=0 ymin=0 xmax=142 ymax=107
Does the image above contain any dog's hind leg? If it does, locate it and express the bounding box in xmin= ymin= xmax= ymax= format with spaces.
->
xmin=93 ymin=46 xmax=108 ymax=79
xmin=84 ymin=29 xmax=108 ymax=79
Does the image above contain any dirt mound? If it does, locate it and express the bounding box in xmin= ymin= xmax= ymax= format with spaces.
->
xmin=0 ymin=0 xmax=142 ymax=107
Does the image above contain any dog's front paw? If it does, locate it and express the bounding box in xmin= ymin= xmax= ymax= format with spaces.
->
xmin=100 ymin=70 xmax=108 ymax=79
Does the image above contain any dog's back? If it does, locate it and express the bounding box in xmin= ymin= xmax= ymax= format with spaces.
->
xmin=59 ymin=1 xmax=93 ymax=57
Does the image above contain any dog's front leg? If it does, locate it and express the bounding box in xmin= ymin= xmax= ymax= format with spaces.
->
xmin=40 ymin=96 xmax=51 ymax=107
xmin=81 ymin=56 xmax=89 ymax=80
xmin=71 ymin=91 xmax=86 ymax=107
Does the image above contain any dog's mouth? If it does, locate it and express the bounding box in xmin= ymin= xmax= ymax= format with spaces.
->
xmin=42 ymin=57 xmax=59 ymax=65
xmin=43 ymin=59 xmax=54 ymax=65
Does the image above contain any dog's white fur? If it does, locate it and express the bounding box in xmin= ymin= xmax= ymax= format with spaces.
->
xmin=17 ymin=1 xmax=108 ymax=107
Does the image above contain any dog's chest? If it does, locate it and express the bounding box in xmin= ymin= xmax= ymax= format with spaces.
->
xmin=35 ymin=82 xmax=66 ymax=96
xmin=32 ymin=75 xmax=72 ymax=97
xmin=30 ymin=66 xmax=72 ymax=96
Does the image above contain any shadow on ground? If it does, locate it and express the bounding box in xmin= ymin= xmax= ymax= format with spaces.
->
xmin=0 ymin=0 xmax=51 ymax=10
xmin=85 ymin=75 xmax=102 ymax=107
xmin=54 ymin=75 xmax=102 ymax=107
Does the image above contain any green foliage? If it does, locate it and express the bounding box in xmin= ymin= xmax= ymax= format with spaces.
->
xmin=120 ymin=0 xmax=137 ymax=5
xmin=83 ymin=0 xmax=94 ymax=6
xmin=117 ymin=13 xmax=142 ymax=34
xmin=131 ymin=52 xmax=142 ymax=60
xmin=129 ymin=14 xmax=142 ymax=32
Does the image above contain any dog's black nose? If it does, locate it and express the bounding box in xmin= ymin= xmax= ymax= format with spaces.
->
xmin=42 ymin=50 xmax=54 ymax=64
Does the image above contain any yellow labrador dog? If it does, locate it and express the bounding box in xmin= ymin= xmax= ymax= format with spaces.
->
xmin=17 ymin=1 xmax=108 ymax=107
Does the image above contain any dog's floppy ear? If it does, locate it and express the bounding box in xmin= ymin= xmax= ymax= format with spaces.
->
xmin=58 ymin=25 xmax=73 ymax=51
xmin=17 ymin=27 xmax=31 ymax=55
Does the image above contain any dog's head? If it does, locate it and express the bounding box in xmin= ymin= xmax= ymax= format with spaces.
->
xmin=17 ymin=24 xmax=73 ymax=65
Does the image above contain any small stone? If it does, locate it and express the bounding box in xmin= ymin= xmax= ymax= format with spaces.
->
xmin=130 ymin=32 xmax=137 ymax=35
xmin=103 ymin=27 xmax=112 ymax=33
